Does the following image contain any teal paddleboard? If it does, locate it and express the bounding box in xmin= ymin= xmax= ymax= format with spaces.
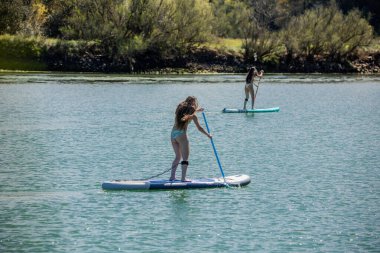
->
xmin=222 ymin=107 xmax=280 ymax=113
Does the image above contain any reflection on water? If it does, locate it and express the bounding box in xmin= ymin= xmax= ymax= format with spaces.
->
xmin=170 ymin=190 xmax=190 ymax=205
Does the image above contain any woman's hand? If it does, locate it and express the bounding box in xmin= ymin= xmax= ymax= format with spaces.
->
xmin=196 ymin=107 xmax=204 ymax=112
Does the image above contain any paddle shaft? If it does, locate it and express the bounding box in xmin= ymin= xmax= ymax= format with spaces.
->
xmin=201 ymin=112 xmax=226 ymax=180
xmin=253 ymin=77 xmax=262 ymax=107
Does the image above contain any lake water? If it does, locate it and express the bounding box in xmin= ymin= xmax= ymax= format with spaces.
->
xmin=0 ymin=73 xmax=379 ymax=252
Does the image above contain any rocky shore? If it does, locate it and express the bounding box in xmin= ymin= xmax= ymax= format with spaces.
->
xmin=350 ymin=54 xmax=380 ymax=74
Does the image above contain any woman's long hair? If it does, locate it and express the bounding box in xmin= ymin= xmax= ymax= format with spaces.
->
xmin=175 ymin=102 xmax=196 ymax=129
xmin=246 ymin=67 xmax=257 ymax=84
xmin=184 ymin=96 xmax=199 ymax=110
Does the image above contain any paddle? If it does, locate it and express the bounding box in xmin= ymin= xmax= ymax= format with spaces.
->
xmin=201 ymin=111 xmax=227 ymax=184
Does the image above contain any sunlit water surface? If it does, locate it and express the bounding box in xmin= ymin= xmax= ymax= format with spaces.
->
xmin=0 ymin=73 xmax=379 ymax=252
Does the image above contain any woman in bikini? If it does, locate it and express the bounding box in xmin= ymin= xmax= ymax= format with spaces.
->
xmin=169 ymin=96 xmax=212 ymax=181
xmin=244 ymin=67 xmax=264 ymax=110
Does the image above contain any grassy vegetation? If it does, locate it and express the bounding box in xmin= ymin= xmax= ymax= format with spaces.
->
xmin=0 ymin=35 xmax=103 ymax=71
xmin=0 ymin=34 xmax=47 ymax=70
xmin=0 ymin=57 xmax=46 ymax=71
xmin=203 ymin=38 xmax=244 ymax=54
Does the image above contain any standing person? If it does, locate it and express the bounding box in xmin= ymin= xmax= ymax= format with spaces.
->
xmin=169 ymin=96 xmax=212 ymax=181
xmin=244 ymin=67 xmax=264 ymax=110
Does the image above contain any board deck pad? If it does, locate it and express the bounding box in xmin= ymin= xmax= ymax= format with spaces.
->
xmin=222 ymin=107 xmax=280 ymax=113
xmin=102 ymin=174 xmax=251 ymax=190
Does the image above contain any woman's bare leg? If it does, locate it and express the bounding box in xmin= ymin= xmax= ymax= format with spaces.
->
xmin=169 ymin=140 xmax=181 ymax=180
xmin=243 ymin=86 xmax=249 ymax=110
xmin=249 ymin=86 xmax=255 ymax=109
xmin=176 ymin=135 xmax=190 ymax=181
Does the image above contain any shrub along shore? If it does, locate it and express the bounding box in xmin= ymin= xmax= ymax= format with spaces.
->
xmin=0 ymin=35 xmax=379 ymax=74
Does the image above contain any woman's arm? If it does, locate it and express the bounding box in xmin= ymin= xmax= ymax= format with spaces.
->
xmin=196 ymin=107 xmax=204 ymax=112
xmin=253 ymin=70 xmax=264 ymax=87
xmin=192 ymin=114 xmax=212 ymax=139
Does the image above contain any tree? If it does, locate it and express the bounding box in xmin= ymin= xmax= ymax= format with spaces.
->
xmin=210 ymin=0 xmax=251 ymax=38
xmin=0 ymin=0 xmax=26 ymax=34
xmin=324 ymin=9 xmax=373 ymax=59
xmin=61 ymin=0 xmax=143 ymax=56
xmin=21 ymin=0 xmax=49 ymax=36
xmin=336 ymin=0 xmax=380 ymax=34
xmin=242 ymin=0 xmax=283 ymax=62
xmin=149 ymin=0 xmax=214 ymax=55
xmin=43 ymin=0 xmax=74 ymax=37
xmin=61 ymin=0 xmax=214 ymax=57
xmin=281 ymin=2 xmax=373 ymax=59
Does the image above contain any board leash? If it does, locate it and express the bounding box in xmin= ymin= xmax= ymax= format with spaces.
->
xmin=201 ymin=111 xmax=228 ymax=186
xmin=133 ymin=167 xmax=172 ymax=181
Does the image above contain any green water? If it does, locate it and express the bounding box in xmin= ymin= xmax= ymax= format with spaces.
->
xmin=0 ymin=73 xmax=379 ymax=252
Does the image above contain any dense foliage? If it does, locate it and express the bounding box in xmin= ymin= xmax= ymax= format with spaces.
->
xmin=282 ymin=3 xmax=373 ymax=59
xmin=0 ymin=0 xmax=378 ymax=72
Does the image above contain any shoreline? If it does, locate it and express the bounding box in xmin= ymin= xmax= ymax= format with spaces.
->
xmin=1 ymin=35 xmax=379 ymax=74
xmin=1 ymin=50 xmax=379 ymax=75
xmin=1 ymin=69 xmax=379 ymax=76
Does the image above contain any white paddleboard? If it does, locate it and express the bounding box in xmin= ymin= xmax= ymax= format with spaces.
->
xmin=102 ymin=174 xmax=251 ymax=190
